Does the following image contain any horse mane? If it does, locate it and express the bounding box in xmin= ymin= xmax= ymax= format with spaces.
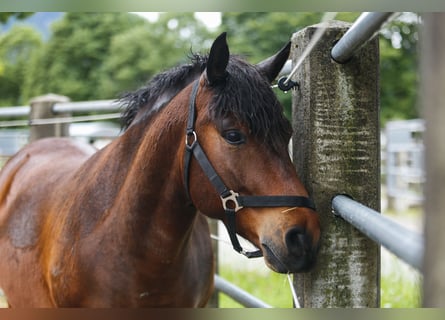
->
xmin=119 ymin=53 xmax=292 ymax=153
xmin=119 ymin=53 xmax=207 ymax=129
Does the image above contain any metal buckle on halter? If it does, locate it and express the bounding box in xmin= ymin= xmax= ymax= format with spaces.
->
xmin=221 ymin=190 xmax=243 ymax=212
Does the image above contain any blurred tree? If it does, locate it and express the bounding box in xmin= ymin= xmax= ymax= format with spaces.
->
xmin=0 ymin=12 xmax=33 ymax=24
xmin=0 ymin=25 xmax=42 ymax=105
xmin=154 ymin=12 xmax=216 ymax=53
xmin=22 ymin=12 xmax=216 ymax=102
xmin=379 ymin=14 xmax=419 ymax=125
xmin=23 ymin=13 xmax=147 ymax=101
xmin=220 ymin=13 xmax=320 ymax=62
xmin=98 ymin=12 xmax=215 ymax=98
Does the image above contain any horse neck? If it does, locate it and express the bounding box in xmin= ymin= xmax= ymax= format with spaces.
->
xmin=111 ymin=94 xmax=197 ymax=259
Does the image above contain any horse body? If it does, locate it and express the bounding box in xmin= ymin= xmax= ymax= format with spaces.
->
xmin=0 ymin=98 xmax=213 ymax=306
xmin=0 ymin=33 xmax=320 ymax=307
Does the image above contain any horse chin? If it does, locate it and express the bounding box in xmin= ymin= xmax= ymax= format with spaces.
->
xmin=261 ymin=244 xmax=289 ymax=273
xmin=261 ymin=242 xmax=317 ymax=274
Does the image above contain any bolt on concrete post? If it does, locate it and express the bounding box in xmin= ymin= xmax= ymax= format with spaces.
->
xmin=29 ymin=94 xmax=70 ymax=142
xmin=291 ymin=20 xmax=380 ymax=307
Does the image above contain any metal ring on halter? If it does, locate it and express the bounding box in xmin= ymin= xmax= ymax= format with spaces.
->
xmin=185 ymin=131 xmax=197 ymax=149
xmin=221 ymin=190 xmax=243 ymax=212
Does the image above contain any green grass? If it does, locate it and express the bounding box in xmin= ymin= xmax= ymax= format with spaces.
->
xmin=217 ymin=265 xmax=422 ymax=308
xmin=379 ymin=207 xmax=422 ymax=307
xmin=218 ymin=267 xmax=294 ymax=308
xmin=381 ymin=273 xmax=421 ymax=308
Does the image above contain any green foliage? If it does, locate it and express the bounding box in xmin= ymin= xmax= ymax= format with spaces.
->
xmin=98 ymin=13 xmax=215 ymax=98
xmin=0 ymin=12 xmax=33 ymax=24
xmin=0 ymin=25 xmax=42 ymax=105
xmin=379 ymin=18 xmax=419 ymax=126
xmin=23 ymin=13 xmax=147 ymax=102
xmin=19 ymin=12 xmax=216 ymax=103
xmin=221 ymin=13 xmax=314 ymax=60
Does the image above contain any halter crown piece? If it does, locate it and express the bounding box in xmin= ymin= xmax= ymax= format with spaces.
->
xmin=184 ymin=80 xmax=316 ymax=258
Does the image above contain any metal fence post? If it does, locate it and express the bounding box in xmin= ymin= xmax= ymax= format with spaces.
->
xmin=291 ymin=20 xmax=380 ymax=307
xmin=29 ymin=93 xmax=71 ymax=142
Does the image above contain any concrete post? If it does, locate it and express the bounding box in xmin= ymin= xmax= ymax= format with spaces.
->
xmin=291 ymin=20 xmax=380 ymax=307
xmin=421 ymin=13 xmax=445 ymax=307
xmin=29 ymin=93 xmax=70 ymax=142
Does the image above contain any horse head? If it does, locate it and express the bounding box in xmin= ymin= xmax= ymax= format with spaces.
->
xmin=185 ymin=33 xmax=320 ymax=273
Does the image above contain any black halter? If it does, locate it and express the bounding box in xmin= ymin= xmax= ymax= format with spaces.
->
xmin=184 ymin=80 xmax=316 ymax=258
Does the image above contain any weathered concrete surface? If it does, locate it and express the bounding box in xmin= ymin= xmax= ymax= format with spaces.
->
xmin=291 ymin=20 xmax=381 ymax=307
xmin=421 ymin=13 xmax=445 ymax=308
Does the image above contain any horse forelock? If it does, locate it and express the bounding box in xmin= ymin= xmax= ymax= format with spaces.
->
xmin=209 ymin=56 xmax=292 ymax=154
xmin=120 ymin=54 xmax=292 ymax=154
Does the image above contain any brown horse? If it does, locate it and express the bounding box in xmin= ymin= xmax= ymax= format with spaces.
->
xmin=0 ymin=33 xmax=320 ymax=307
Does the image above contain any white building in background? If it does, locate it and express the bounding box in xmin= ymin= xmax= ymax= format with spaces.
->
xmin=383 ymin=119 xmax=425 ymax=211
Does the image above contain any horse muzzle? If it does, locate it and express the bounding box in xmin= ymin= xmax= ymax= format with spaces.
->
xmin=261 ymin=225 xmax=319 ymax=273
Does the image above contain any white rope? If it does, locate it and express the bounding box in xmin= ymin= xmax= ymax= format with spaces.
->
xmin=210 ymin=233 xmax=233 ymax=247
xmin=287 ymin=273 xmax=301 ymax=308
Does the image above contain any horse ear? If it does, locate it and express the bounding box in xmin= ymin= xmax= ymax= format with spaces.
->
xmin=206 ymin=32 xmax=229 ymax=85
xmin=256 ymin=42 xmax=291 ymax=83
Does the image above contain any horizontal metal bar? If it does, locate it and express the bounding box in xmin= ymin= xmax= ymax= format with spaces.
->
xmin=53 ymin=100 xmax=120 ymax=114
xmin=332 ymin=195 xmax=424 ymax=271
xmin=214 ymin=275 xmax=272 ymax=308
xmin=0 ymin=100 xmax=121 ymax=119
xmin=0 ymin=106 xmax=30 ymax=118
xmin=331 ymin=12 xmax=395 ymax=63
xmin=0 ymin=113 xmax=122 ymax=129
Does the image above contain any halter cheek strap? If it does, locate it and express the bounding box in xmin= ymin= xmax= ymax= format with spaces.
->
xmin=184 ymin=80 xmax=316 ymax=258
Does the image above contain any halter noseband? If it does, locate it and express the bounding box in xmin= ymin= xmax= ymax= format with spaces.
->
xmin=183 ymin=80 xmax=316 ymax=258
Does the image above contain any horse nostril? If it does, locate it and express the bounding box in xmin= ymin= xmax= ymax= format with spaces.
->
xmin=285 ymin=227 xmax=308 ymax=257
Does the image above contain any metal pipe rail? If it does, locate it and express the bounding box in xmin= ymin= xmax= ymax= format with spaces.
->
xmin=0 ymin=100 xmax=120 ymax=119
xmin=331 ymin=12 xmax=395 ymax=63
xmin=214 ymin=275 xmax=272 ymax=308
xmin=332 ymin=195 xmax=424 ymax=271
xmin=53 ymin=99 xmax=119 ymax=114
xmin=0 ymin=106 xmax=30 ymax=118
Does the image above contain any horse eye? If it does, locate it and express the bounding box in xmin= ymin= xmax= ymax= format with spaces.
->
xmin=223 ymin=130 xmax=245 ymax=145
